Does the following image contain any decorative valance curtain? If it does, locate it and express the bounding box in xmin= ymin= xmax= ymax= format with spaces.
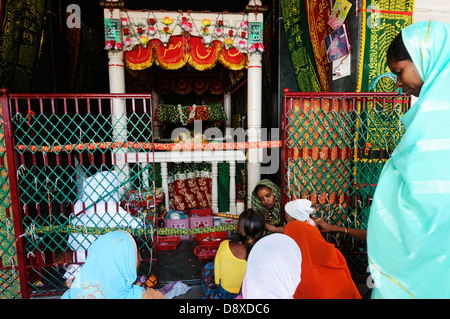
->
xmin=125 ymin=36 xmax=247 ymax=71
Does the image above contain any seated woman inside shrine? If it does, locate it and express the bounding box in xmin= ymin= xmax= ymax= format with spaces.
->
xmin=250 ymin=179 xmax=282 ymax=228
xmin=67 ymin=171 xmax=143 ymax=263
xmin=201 ymin=208 xmax=266 ymax=299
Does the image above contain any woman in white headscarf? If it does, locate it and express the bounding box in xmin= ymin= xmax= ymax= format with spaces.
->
xmin=242 ymin=233 xmax=302 ymax=299
xmin=285 ymin=199 xmax=367 ymax=241
xmin=68 ymin=171 xmax=143 ymax=263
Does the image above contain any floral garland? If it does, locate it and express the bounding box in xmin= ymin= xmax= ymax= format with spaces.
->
xmin=177 ymin=104 xmax=189 ymax=125
xmin=156 ymin=103 xmax=227 ymax=125
xmin=248 ymin=43 xmax=265 ymax=53
xmin=177 ymin=103 xmax=197 ymax=125
xmin=106 ymin=10 xmax=263 ymax=53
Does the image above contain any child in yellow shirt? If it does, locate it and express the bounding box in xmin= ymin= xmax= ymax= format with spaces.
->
xmin=201 ymin=208 xmax=266 ymax=299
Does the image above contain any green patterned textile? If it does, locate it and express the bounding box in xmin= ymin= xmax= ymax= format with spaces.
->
xmin=357 ymin=0 xmax=414 ymax=92
xmin=280 ymin=0 xmax=321 ymax=92
xmin=0 ymin=0 xmax=46 ymax=92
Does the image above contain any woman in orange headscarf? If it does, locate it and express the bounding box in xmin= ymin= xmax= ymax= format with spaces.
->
xmin=283 ymin=199 xmax=361 ymax=299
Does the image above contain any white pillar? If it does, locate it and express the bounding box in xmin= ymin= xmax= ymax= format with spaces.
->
xmin=246 ymin=1 xmax=264 ymax=207
xmin=211 ymin=161 xmax=219 ymax=213
xmin=108 ymin=51 xmax=126 ymax=138
xmin=247 ymin=9 xmax=263 ymax=207
xmin=229 ymin=160 xmax=236 ymax=214
xmin=160 ymin=162 xmax=169 ymax=210
xmin=246 ymin=54 xmax=262 ymax=207
xmin=151 ymin=90 xmax=160 ymax=140
xmin=108 ymin=51 xmax=125 ymax=94
xmin=104 ymin=3 xmax=129 ymax=190
xmin=224 ymin=92 xmax=232 ymax=141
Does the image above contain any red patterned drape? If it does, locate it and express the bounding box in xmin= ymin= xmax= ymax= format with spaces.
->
xmin=168 ymin=177 xmax=212 ymax=211
xmin=304 ymin=0 xmax=333 ymax=92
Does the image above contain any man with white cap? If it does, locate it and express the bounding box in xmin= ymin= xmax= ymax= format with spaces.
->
xmin=265 ymin=199 xmax=318 ymax=233
xmin=284 ymin=199 xmax=318 ymax=226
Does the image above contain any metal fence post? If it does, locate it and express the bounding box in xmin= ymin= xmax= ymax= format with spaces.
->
xmin=1 ymin=87 xmax=28 ymax=299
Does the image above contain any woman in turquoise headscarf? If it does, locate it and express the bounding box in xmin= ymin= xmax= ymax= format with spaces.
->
xmin=62 ymin=230 xmax=164 ymax=299
xmin=367 ymin=21 xmax=450 ymax=299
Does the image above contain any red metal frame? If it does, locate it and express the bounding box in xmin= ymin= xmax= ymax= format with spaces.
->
xmin=1 ymin=88 xmax=159 ymax=298
xmin=1 ymin=88 xmax=29 ymax=298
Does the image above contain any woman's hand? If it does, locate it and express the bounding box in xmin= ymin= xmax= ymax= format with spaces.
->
xmin=263 ymin=211 xmax=272 ymax=223
xmin=265 ymin=223 xmax=284 ymax=233
xmin=311 ymin=217 xmax=338 ymax=233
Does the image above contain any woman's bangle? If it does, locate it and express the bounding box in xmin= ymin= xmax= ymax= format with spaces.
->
xmin=344 ymin=227 xmax=349 ymax=237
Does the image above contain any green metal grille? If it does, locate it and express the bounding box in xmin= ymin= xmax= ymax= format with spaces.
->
xmin=282 ymin=93 xmax=410 ymax=280
xmin=4 ymin=94 xmax=159 ymax=298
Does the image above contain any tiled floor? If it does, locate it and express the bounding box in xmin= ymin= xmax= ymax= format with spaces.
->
xmin=158 ymin=237 xmax=209 ymax=285
xmin=157 ymin=237 xmax=209 ymax=299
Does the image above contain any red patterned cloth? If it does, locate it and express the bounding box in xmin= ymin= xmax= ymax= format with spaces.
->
xmin=168 ymin=177 xmax=212 ymax=211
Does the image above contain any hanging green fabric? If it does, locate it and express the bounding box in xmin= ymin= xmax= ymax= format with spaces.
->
xmin=217 ymin=163 xmax=230 ymax=213
xmin=357 ymin=0 xmax=414 ymax=92
xmin=0 ymin=0 xmax=46 ymax=92
xmin=280 ymin=0 xmax=321 ymax=92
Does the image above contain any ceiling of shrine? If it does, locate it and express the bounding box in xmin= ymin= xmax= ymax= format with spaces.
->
xmin=121 ymin=0 xmax=254 ymax=12
xmin=71 ymin=0 xmax=272 ymax=40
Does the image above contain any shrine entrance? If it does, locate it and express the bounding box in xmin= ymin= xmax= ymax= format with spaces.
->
xmin=102 ymin=0 xmax=269 ymax=213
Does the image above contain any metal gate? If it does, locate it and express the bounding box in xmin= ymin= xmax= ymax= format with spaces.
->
xmin=0 ymin=90 xmax=159 ymax=298
xmin=281 ymin=91 xmax=410 ymax=281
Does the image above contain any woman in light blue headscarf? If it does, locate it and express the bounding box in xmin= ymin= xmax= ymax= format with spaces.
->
xmin=62 ymin=230 xmax=164 ymax=299
xmin=367 ymin=21 xmax=450 ymax=299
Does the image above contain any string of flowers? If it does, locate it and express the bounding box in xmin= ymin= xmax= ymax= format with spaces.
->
xmin=188 ymin=104 xmax=197 ymax=122
xmin=177 ymin=104 xmax=198 ymax=125
xmin=249 ymin=43 xmax=265 ymax=53
xmin=109 ymin=11 xmax=262 ymax=53
xmin=177 ymin=104 xmax=189 ymax=125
